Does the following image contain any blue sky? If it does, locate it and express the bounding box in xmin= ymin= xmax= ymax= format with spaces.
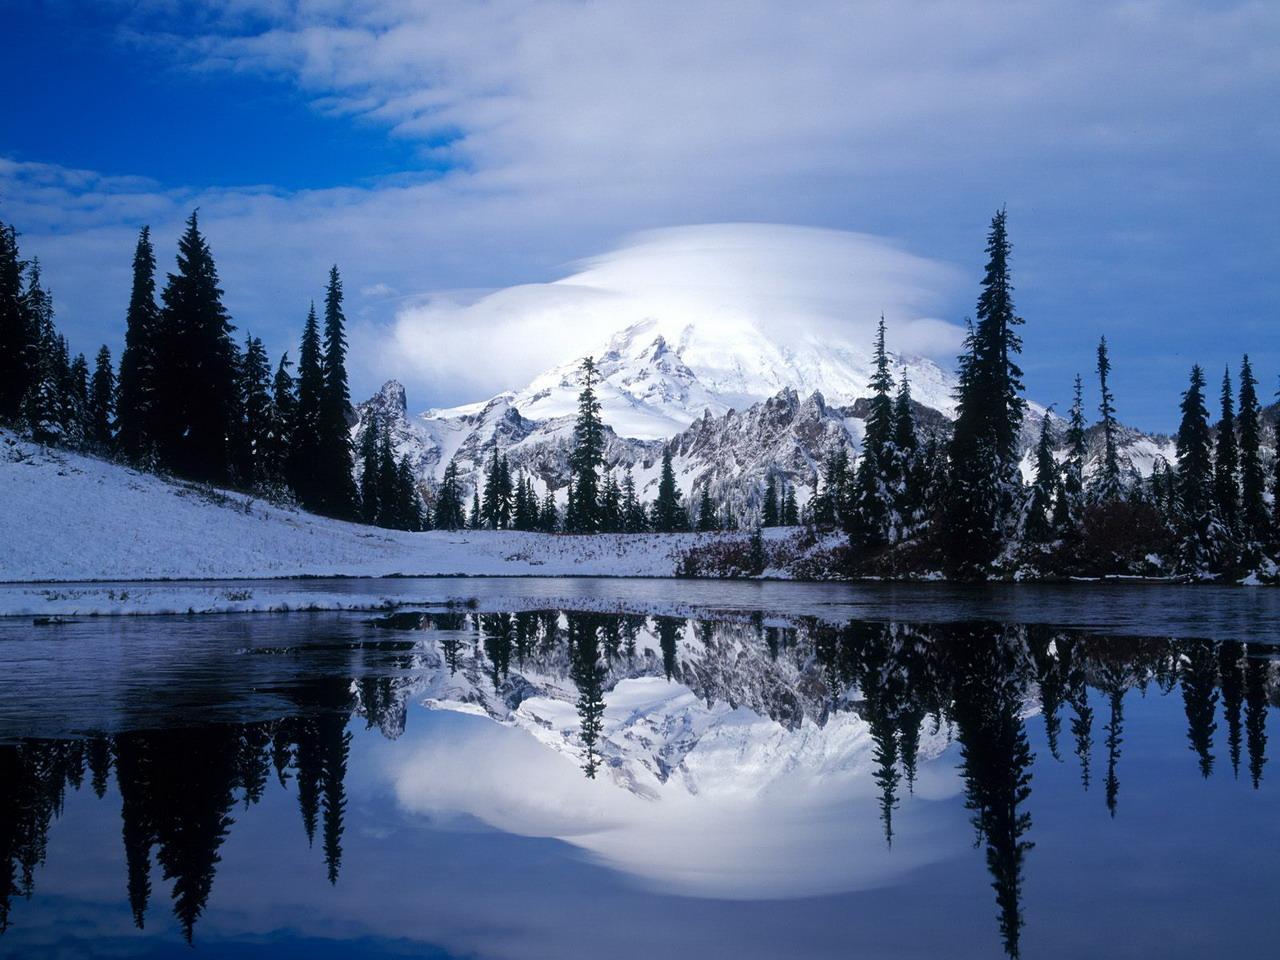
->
xmin=1 ymin=0 xmax=1277 ymax=429
xmin=0 ymin=1 xmax=440 ymax=189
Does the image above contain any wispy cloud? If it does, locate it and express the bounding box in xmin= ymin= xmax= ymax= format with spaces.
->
xmin=4 ymin=0 xmax=1278 ymax=422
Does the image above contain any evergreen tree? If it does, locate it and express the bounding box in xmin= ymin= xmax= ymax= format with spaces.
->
xmin=696 ymin=486 xmax=718 ymax=532
xmin=782 ymin=482 xmax=799 ymax=526
xmin=20 ymin=261 xmax=63 ymax=443
xmin=116 ymin=227 xmax=161 ymax=460
xmin=358 ymin=410 xmax=382 ymax=525
xmin=598 ymin=472 xmax=623 ymax=532
xmin=66 ymin=350 xmax=90 ymax=446
xmin=153 ymin=211 xmax=240 ymax=483
xmin=814 ymin=449 xmax=849 ymax=526
xmin=1024 ymin=413 xmax=1057 ymax=544
xmin=761 ymin=473 xmax=779 ymax=527
xmin=375 ymin=421 xmax=398 ymax=527
xmin=1175 ymin=365 xmax=1218 ymax=573
xmin=513 ymin=473 xmax=536 ymax=531
xmin=88 ymin=345 xmax=115 ymax=449
xmin=849 ymin=315 xmax=896 ymax=548
xmin=567 ymin=357 xmax=605 ymax=532
xmin=1093 ymin=337 xmax=1122 ymax=501
xmin=892 ymin=372 xmax=922 ymax=534
xmin=265 ymin=353 xmax=296 ymax=494
xmin=235 ymin=335 xmax=273 ymax=488
xmin=395 ymin=456 xmax=423 ymax=531
xmin=1062 ymin=374 xmax=1087 ymax=527
xmin=433 ymin=460 xmax=466 ymax=530
xmin=0 ymin=221 xmax=29 ymax=422
xmin=539 ymin=489 xmax=559 ymax=532
xmin=865 ymin=314 xmax=896 ymax=455
xmin=317 ymin=266 xmax=357 ymax=518
xmin=481 ymin=449 xmax=513 ymax=529
xmin=291 ymin=303 xmax=324 ymax=507
xmin=621 ymin=469 xmax=647 ymax=532
xmin=942 ymin=210 xmax=1026 ymax=574
xmin=1236 ymin=356 xmax=1266 ymax=542
xmin=652 ymin=446 xmax=685 ymax=532
xmin=1213 ymin=367 xmax=1239 ymax=535
xmin=469 ymin=489 xmax=482 ymax=530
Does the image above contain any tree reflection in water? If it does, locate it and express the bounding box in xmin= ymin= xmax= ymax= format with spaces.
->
xmin=0 ymin=610 xmax=1275 ymax=956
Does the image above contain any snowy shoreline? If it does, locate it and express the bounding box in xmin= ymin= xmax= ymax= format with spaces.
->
xmin=2 ymin=430 xmax=771 ymax=584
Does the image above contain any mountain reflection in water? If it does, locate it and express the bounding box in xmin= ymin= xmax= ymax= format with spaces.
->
xmin=0 ymin=607 xmax=1276 ymax=959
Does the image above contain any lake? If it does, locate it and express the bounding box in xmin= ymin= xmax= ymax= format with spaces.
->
xmin=1 ymin=578 xmax=1277 ymax=958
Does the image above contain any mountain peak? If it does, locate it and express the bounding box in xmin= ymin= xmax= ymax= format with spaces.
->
xmin=376 ymin=380 xmax=408 ymax=414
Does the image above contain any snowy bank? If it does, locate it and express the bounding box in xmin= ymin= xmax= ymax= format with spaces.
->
xmin=0 ymin=431 xmax=763 ymax=584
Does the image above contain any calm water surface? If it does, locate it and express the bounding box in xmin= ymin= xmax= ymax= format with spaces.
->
xmin=1 ymin=579 xmax=1277 ymax=958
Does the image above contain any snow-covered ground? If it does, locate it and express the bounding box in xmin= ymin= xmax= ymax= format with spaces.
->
xmin=0 ymin=430 xmax=748 ymax=587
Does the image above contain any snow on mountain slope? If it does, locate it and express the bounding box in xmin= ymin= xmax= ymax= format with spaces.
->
xmin=356 ymin=307 xmax=961 ymax=520
xmin=498 ymin=316 xmax=958 ymax=440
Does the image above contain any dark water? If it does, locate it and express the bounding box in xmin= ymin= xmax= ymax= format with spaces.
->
xmin=1 ymin=582 xmax=1278 ymax=959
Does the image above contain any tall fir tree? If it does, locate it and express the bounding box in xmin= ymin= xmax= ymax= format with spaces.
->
xmin=291 ymin=303 xmax=325 ymax=508
xmin=1062 ymin=373 xmax=1087 ymax=527
xmin=942 ymin=210 xmax=1026 ymax=574
xmin=1175 ymin=365 xmax=1218 ymax=573
xmin=621 ymin=469 xmax=647 ymax=532
xmin=696 ymin=486 xmax=718 ymax=532
xmin=892 ymin=371 xmax=922 ymax=535
xmin=481 ymin=450 xmax=514 ymax=529
xmin=317 ymin=266 xmax=357 ymax=518
xmin=598 ymin=472 xmax=623 ymax=532
xmin=1024 ymin=413 xmax=1057 ymax=544
xmin=653 ymin=446 xmax=685 ymax=532
xmin=1094 ymin=337 xmax=1122 ymax=501
xmin=375 ymin=420 xmax=399 ymax=527
xmin=358 ymin=409 xmax=382 ymax=525
xmin=66 ymin=350 xmax=90 ymax=446
xmin=20 ymin=261 xmax=64 ymax=443
xmin=470 ymin=489 xmax=483 ymax=530
xmin=761 ymin=473 xmax=779 ymax=527
xmin=1213 ymin=366 xmax=1239 ymax=536
xmin=154 ymin=211 xmax=240 ymax=483
xmin=236 ymin=335 xmax=274 ymax=489
xmin=1236 ymin=356 xmax=1266 ymax=543
xmin=567 ymin=357 xmax=604 ymax=532
xmin=815 ymin=449 xmax=849 ymax=526
xmin=395 ymin=455 xmax=424 ymax=531
xmin=849 ymin=315 xmax=896 ymax=549
xmin=782 ymin=482 xmax=799 ymax=526
xmin=0 ymin=221 xmax=30 ymax=421
xmin=265 ymin=352 xmax=296 ymax=494
xmin=433 ymin=460 xmax=466 ymax=530
xmin=539 ymin=488 xmax=559 ymax=532
xmin=116 ymin=227 xmax=161 ymax=461
xmin=88 ymin=345 xmax=115 ymax=449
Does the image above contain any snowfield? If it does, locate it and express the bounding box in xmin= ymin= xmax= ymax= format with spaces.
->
xmin=0 ymin=431 xmax=745 ymax=585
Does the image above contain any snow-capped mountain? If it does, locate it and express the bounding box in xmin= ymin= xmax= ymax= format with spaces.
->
xmin=354 ymin=315 xmax=964 ymax=517
xmin=355 ymin=311 xmax=1174 ymax=523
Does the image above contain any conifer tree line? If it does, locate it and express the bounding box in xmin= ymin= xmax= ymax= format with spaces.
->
xmin=804 ymin=208 xmax=1280 ymax=580
xmin=0 ymin=214 xmax=426 ymax=529
xmin=6 ymin=207 xmax=1280 ymax=575
xmin=449 ymin=358 xmax=672 ymax=534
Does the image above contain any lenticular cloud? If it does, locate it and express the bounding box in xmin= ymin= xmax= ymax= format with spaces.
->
xmin=379 ymin=223 xmax=966 ymax=401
